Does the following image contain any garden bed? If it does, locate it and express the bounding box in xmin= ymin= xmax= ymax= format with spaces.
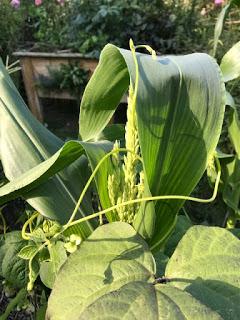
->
xmin=13 ymin=51 xmax=98 ymax=122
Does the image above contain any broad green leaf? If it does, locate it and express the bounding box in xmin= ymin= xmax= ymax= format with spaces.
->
xmin=0 ymin=141 xmax=95 ymax=235
xmin=81 ymin=140 xmax=117 ymax=221
xmin=0 ymin=231 xmax=28 ymax=288
xmin=47 ymin=223 xmax=224 ymax=319
xmin=79 ymin=282 xmax=220 ymax=320
xmin=212 ymin=3 xmax=231 ymax=57
xmin=0 ymin=141 xmax=83 ymax=204
xmin=46 ymin=222 xmax=155 ymax=319
xmin=18 ymin=244 xmax=38 ymax=260
xmin=80 ymin=44 xmax=225 ymax=249
xmin=96 ymin=124 xmax=125 ymax=142
xmin=166 ymin=226 xmax=240 ymax=319
xmin=220 ymin=41 xmax=240 ymax=82
xmin=30 ymin=228 xmax=47 ymax=242
xmin=40 ymin=241 xmax=67 ymax=289
xmin=79 ymin=45 xmax=129 ymax=141
xmin=164 ymin=215 xmax=192 ymax=257
xmin=230 ymin=228 xmax=240 ymax=238
xmin=0 ymin=60 xmax=95 ymax=237
xmin=135 ymin=53 xmax=224 ymax=250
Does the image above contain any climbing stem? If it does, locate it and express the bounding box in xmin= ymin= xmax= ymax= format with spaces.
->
xmin=64 ymin=147 xmax=143 ymax=228
xmin=21 ymin=212 xmax=39 ymax=240
xmin=66 ymin=159 xmax=221 ymax=229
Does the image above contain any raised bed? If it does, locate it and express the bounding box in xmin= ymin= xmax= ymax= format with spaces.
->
xmin=13 ymin=52 xmax=98 ymax=122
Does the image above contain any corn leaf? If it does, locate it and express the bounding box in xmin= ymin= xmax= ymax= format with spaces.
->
xmin=0 ymin=60 xmax=95 ymax=238
xmin=80 ymin=140 xmax=117 ymax=222
xmin=79 ymin=44 xmax=225 ymax=250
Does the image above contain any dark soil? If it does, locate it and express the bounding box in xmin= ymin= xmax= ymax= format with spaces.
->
xmin=0 ymin=281 xmax=32 ymax=320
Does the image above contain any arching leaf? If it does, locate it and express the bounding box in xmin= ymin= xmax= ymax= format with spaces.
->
xmin=79 ymin=44 xmax=225 ymax=250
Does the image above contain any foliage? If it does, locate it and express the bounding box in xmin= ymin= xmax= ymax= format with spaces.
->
xmin=66 ymin=0 xmax=205 ymax=57
xmin=0 ymin=231 xmax=28 ymax=288
xmin=0 ymin=0 xmax=25 ymax=60
xmin=212 ymin=0 xmax=240 ymax=57
xmin=37 ymin=63 xmax=90 ymax=98
xmin=0 ymin=36 xmax=230 ymax=317
xmin=0 ymin=40 xmax=226 ymax=307
xmin=78 ymin=42 xmax=224 ymax=250
xmin=0 ymin=58 xmax=96 ymax=236
xmin=1 ymin=0 xmax=222 ymax=57
xmin=207 ymin=39 xmax=240 ymax=228
xmin=47 ymin=222 xmax=240 ymax=319
xmin=22 ymin=0 xmax=72 ymax=51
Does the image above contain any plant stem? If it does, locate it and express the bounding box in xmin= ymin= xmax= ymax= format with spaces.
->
xmin=64 ymin=148 xmax=143 ymax=228
xmin=67 ymin=163 xmax=221 ymax=229
xmin=22 ymin=212 xmax=39 ymax=240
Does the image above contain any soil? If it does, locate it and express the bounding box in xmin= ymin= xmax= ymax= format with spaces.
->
xmin=0 ymin=281 xmax=32 ymax=320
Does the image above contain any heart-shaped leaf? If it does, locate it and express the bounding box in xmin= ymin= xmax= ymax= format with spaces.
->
xmin=166 ymin=226 xmax=240 ymax=319
xmin=46 ymin=222 xmax=155 ymax=319
xmin=0 ymin=232 xmax=28 ymax=288
xmin=47 ymin=223 xmax=239 ymax=319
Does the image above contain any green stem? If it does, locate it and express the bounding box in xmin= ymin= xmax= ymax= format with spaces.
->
xmin=0 ymin=209 xmax=6 ymax=234
xmin=21 ymin=212 xmax=39 ymax=240
xmin=27 ymin=241 xmax=49 ymax=291
xmin=0 ymin=288 xmax=27 ymax=320
xmin=64 ymin=147 xmax=143 ymax=228
xmin=67 ymin=163 xmax=221 ymax=229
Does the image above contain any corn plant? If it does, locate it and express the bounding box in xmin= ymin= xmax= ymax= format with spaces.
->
xmin=0 ymin=40 xmax=225 ymax=245
xmin=0 ymin=41 xmax=232 ymax=318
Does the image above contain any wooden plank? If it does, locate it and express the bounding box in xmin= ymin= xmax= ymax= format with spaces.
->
xmin=16 ymin=52 xmax=127 ymax=125
xmin=19 ymin=57 xmax=44 ymax=122
xmin=13 ymin=51 xmax=94 ymax=59
xmin=38 ymin=89 xmax=76 ymax=100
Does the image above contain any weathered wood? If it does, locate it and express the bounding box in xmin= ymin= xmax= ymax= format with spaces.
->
xmin=19 ymin=57 xmax=44 ymax=122
xmin=13 ymin=52 xmax=99 ymax=122
xmin=14 ymin=51 xmax=93 ymax=59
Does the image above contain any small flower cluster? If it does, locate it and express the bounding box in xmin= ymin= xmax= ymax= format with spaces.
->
xmin=108 ymin=85 xmax=144 ymax=224
xmin=10 ymin=0 xmax=64 ymax=9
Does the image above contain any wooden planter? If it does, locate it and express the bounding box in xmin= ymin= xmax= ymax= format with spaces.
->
xmin=13 ymin=51 xmax=99 ymax=122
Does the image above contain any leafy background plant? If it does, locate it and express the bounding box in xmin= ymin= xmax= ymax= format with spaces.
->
xmin=36 ymin=63 xmax=90 ymax=99
xmin=0 ymin=1 xmax=240 ymax=319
